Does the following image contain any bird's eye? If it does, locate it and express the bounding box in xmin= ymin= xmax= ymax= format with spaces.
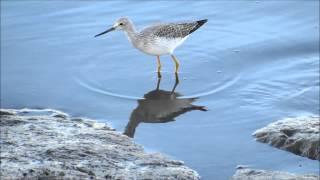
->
xmin=119 ymin=23 xmax=124 ymax=26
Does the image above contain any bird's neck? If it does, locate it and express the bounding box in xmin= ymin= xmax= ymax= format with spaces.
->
xmin=124 ymin=23 xmax=139 ymax=45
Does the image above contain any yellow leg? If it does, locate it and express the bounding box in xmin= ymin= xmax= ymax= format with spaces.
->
xmin=156 ymin=56 xmax=162 ymax=73
xmin=170 ymin=55 xmax=180 ymax=73
xmin=171 ymin=72 xmax=180 ymax=93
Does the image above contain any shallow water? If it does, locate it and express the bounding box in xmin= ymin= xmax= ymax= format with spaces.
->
xmin=1 ymin=1 xmax=319 ymax=179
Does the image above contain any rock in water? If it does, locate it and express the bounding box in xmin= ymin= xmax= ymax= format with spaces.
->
xmin=0 ymin=108 xmax=200 ymax=179
xmin=232 ymin=168 xmax=319 ymax=180
xmin=253 ymin=116 xmax=320 ymax=160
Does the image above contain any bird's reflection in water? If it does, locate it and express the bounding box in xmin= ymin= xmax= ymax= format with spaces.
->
xmin=124 ymin=73 xmax=207 ymax=138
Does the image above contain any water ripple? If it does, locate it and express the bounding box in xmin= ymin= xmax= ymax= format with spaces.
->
xmin=74 ymin=76 xmax=142 ymax=100
xmin=74 ymin=71 xmax=242 ymax=101
xmin=181 ymin=73 xmax=242 ymax=99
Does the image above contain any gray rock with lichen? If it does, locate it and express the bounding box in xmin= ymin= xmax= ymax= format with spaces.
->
xmin=231 ymin=168 xmax=319 ymax=180
xmin=253 ymin=116 xmax=320 ymax=160
xmin=0 ymin=108 xmax=200 ymax=180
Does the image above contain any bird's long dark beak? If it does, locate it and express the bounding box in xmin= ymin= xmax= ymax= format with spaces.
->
xmin=94 ymin=27 xmax=115 ymax=37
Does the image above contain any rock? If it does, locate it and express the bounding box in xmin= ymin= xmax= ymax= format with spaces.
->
xmin=253 ymin=116 xmax=320 ymax=160
xmin=232 ymin=168 xmax=319 ymax=180
xmin=235 ymin=165 xmax=251 ymax=169
xmin=0 ymin=109 xmax=16 ymax=115
xmin=0 ymin=108 xmax=200 ymax=180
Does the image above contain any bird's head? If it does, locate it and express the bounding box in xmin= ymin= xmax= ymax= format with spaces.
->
xmin=95 ymin=17 xmax=132 ymax=37
xmin=113 ymin=17 xmax=131 ymax=30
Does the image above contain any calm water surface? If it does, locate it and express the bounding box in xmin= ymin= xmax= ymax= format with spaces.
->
xmin=1 ymin=1 xmax=319 ymax=179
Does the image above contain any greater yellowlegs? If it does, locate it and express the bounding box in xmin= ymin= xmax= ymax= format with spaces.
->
xmin=95 ymin=17 xmax=208 ymax=73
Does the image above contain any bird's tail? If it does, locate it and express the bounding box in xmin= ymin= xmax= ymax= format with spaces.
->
xmin=189 ymin=19 xmax=208 ymax=34
xmin=197 ymin=19 xmax=208 ymax=26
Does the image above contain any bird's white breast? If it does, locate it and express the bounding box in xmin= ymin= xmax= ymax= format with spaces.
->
xmin=141 ymin=36 xmax=189 ymax=56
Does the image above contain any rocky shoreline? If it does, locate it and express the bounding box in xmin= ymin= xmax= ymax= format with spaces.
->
xmin=253 ymin=116 xmax=320 ymax=160
xmin=1 ymin=109 xmax=319 ymax=179
xmin=244 ymin=115 xmax=319 ymax=180
xmin=232 ymin=167 xmax=319 ymax=180
xmin=0 ymin=108 xmax=200 ymax=179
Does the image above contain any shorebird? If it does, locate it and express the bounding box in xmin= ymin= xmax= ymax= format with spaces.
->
xmin=95 ymin=17 xmax=207 ymax=73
